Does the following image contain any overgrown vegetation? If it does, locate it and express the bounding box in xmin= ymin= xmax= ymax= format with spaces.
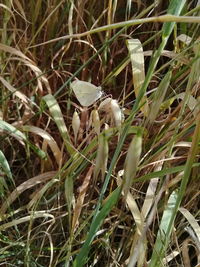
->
xmin=0 ymin=0 xmax=200 ymax=266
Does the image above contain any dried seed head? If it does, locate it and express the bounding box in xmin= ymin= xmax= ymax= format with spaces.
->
xmin=94 ymin=131 xmax=109 ymax=182
xmin=91 ymin=109 xmax=100 ymax=135
xmin=123 ymin=134 xmax=142 ymax=199
xmin=72 ymin=111 xmax=80 ymax=144
xmin=104 ymin=123 xmax=109 ymax=131
xmin=110 ymin=99 xmax=122 ymax=127
xmin=98 ymin=97 xmax=112 ymax=111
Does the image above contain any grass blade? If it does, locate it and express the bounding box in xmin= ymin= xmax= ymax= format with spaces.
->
xmin=42 ymin=94 xmax=75 ymax=155
xmin=149 ymin=190 xmax=178 ymax=267
xmin=148 ymin=71 xmax=172 ymax=124
xmin=74 ymin=2 xmax=186 ymax=264
xmin=73 ymin=186 xmax=121 ymax=266
xmin=127 ymin=38 xmax=149 ymax=116
xmin=0 ymin=150 xmax=13 ymax=187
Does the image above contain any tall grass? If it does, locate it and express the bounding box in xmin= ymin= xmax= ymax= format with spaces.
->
xmin=0 ymin=0 xmax=200 ymax=266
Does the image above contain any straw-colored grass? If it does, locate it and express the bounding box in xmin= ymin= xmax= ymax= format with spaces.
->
xmin=0 ymin=0 xmax=200 ymax=266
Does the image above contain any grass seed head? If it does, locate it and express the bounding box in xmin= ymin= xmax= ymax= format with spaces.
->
xmin=72 ymin=110 xmax=80 ymax=145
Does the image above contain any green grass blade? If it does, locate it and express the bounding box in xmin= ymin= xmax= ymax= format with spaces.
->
xmin=135 ymin=163 xmax=200 ymax=183
xmin=150 ymin=112 xmax=200 ymax=266
xmin=73 ymin=186 xmax=121 ymax=266
xmin=0 ymin=150 xmax=13 ymax=184
xmin=162 ymin=0 xmax=186 ymax=37
xmin=74 ymin=2 xmax=186 ymax=263
xmin=0 ymin=120 xmax=26 ymax=142
xmin=0 ymin=120 xmax=46 ymax=159
xmin=149 ymin=190 xmax=178 ymax=266
xmin=148 ymin=71 xmax=172 ymax=124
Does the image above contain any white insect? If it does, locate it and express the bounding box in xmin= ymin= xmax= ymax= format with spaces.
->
xmin=70 ymin=80 xmax=103 ymax=107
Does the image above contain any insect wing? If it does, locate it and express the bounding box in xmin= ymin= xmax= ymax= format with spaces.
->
xmin=71 ymin=80 xmax=102 ymax=106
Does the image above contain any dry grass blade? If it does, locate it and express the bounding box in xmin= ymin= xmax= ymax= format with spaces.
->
xmin=141 ymin=162 xmax=163 ymax=219
xmin=177 ymin=92 xmax=199 ymax=117
xmin=72 ymin=166 xmax=93 ymax=233
xmin=0 ymin=44 xmax=51 ymax=93
xmin=177 ymin=33 xmax=192 ymax=46
xmin=27 ymin=178 xmax=59 ymax=210
xmin=11 ymin=0 xmax=27 ymax=21
xmin=43 ymin=94 xmax=75 ymax=155
xmin=117 ymin=173 xmax=146 ymax=266
xmin=127 ymin=39 xmax=149 ymax=116
xmin=148 ymin=71 xmax=172 ymax=124
xmin=0 ymin=43 xmax=30 ymax=61
xmin=126 ymin=192 xmax=146 ymax=267
xmin=179 ymin=207 xmax=200 ymax=245
xmin=1 ymin=1 xmax=200 ymax=266
xmin=22 ymin=125 xmax=62 ymax=166
xmin=30 ymin=15 xmax=200 ymax=48
xmin=0 ymin=76 xmax=29 ymax=105
xmin=0 ymin=212 xmax=55 ymax=231
xmin=0 ymin=171 xmax=57 ymax=217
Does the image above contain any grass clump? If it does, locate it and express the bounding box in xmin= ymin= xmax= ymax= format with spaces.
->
xmin=0 ymin=0 xmax=200 ymax=266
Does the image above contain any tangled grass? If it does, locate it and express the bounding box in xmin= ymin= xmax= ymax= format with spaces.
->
xmin=0 ymin=0 xmax=200 ymax=266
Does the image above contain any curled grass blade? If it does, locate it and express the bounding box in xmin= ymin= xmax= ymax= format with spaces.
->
xmin=22 ymin=125 xmax=62 ymax=166
xmin=179 ymin=207 xmax=200 ymax=244
xmin=0 ymin=171 xmax=57 ymax=217
xmin=42 ymin=94 xmax=75 ymax=155
xmin=127 ymin=38 xmax=149 ymax=116
xmin=0 ymin=120 xmax=26 ymax=142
